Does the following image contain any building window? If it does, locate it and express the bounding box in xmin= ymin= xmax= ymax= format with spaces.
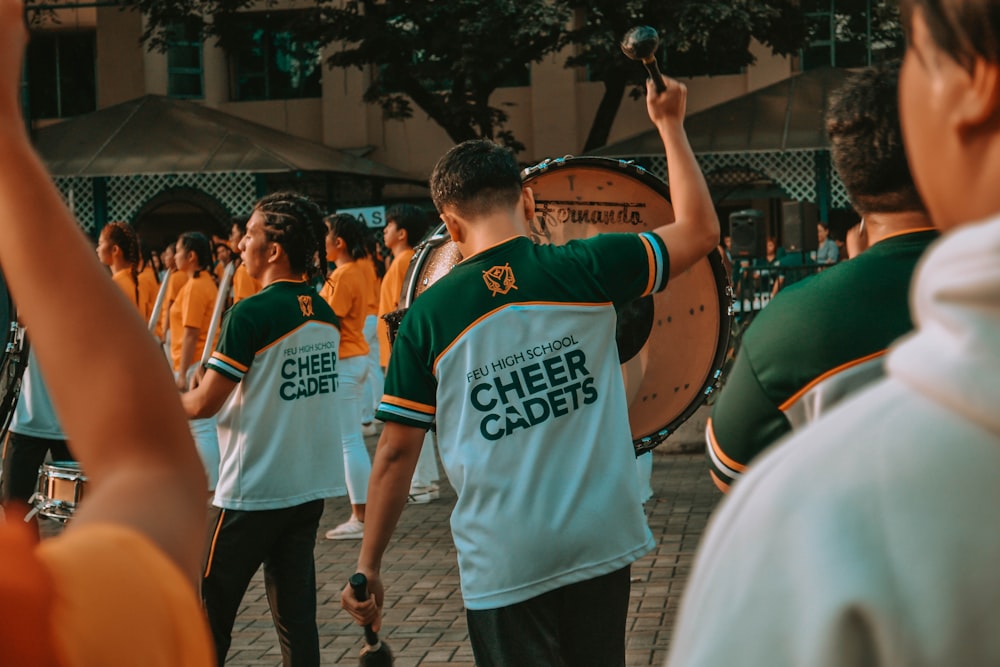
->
xmin=26 ymin=30 xmax=96 ymax=120
xmin=800 ymin=0 xmax=903 ymax=70
xmin=225 ymin=11 xmax=321 ymax=101
xmin=167 ymin=23 xmax=204 ymax=99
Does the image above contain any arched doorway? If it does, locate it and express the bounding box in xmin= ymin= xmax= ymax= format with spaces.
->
xmin=132 ymin=187 xmax=232 ymax=255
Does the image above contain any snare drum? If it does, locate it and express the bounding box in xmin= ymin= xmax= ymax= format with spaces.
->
xmin=393 ymin=157 xmax=732 ymax=454
xmin=31 ymin=461 xmax=87 ymax=522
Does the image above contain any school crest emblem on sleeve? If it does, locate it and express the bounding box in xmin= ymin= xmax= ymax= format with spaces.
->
xmin=298 ymin=295 xmax=314 ymax=316
xmin=483 ymin=264 xmax=517 ymax=297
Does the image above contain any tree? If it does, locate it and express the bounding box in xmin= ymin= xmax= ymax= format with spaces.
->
xmin=111 ymin=0 xmax=900 ymax=155
xmin=127 ymin=0 xmax=572 ymax=152
xmin=563 ymin=0 xmax=809 ymax=152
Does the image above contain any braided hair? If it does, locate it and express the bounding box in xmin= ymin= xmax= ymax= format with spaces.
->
xmin=253 ymin=192 xmax=327 ymax=282
xmin=102 ymin=221 xmax=141 ymax=306
xmin=177 ymin=232 xmax=213 ymax=278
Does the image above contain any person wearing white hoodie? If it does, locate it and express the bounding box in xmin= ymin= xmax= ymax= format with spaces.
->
xmin=665 ymin=1 xmax=1000 ymax=665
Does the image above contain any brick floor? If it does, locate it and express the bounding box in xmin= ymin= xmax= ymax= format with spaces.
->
xmin=223 ymin=448 xmax=722 ymax=666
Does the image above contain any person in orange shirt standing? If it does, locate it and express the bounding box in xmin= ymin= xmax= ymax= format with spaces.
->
xmin=320 ymin=213 xmax=373 ymax=540
xmin=170 ymin=231 xmax=220 ymax=492
xmin=376 ymin=204 xmax=440 ymax=503
xmin=95 ymin=221 xmax=142 ymax=311
xmin=159 ymin=239 xmax=189 ymax=345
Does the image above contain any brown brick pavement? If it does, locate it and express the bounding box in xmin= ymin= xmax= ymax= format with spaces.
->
xmin=220 ymin=449 xmax=722 ymax=666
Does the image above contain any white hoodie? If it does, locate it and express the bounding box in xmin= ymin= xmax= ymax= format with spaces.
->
xmin=666 ymin=215 xmax=1000 ymax=667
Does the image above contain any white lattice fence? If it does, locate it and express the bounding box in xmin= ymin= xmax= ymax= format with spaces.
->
xmin=54 ymin=172 xmax=258 ymax=233
xmin=641 ymin=151 xmax=849 ymax=208
xmin=106 ymin=172 xmax=257 ymax=223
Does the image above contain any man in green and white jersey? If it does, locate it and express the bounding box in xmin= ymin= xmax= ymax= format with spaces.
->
xmin=183 ymin=192 xmax=347 ymax=667
xmin=707 ymin=62 xmax=936 ymax=493
xmin=341 ymin=75 xmax=720 ymax=665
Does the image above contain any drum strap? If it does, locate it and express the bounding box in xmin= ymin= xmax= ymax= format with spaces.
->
xmin=0 ymin=508 xmax=64 ymax=666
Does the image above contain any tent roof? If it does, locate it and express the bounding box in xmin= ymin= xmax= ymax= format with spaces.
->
xmin=34 ymin=94 xmax=424 ymax=183
xmin=590 ymin=66 xmax=851 ymax=157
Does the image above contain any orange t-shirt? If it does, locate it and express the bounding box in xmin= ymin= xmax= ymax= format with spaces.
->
xmin=319 ymin=261 xmax=369 ymax=359
xmin=137 ymin=265 xmax=158 ymax=323
xmin=40 ymin=523 xmax=215 ymax=667
xmin=232 ymin=263 xmax=261 ymax=303
xmin=377 ymin=248 xmax=414 ymax=367
xmin=358 ymin=256 xmax=380 ymax=317
xmin=0 ymin=519 xmax=213 ymax=667
xmin=169 ymin=272 xmax=218 ymax=373
xmin=160 ymin=270 xmax=190 ymax=339
xmin=110 ymin=268 xmax=139 ymax=311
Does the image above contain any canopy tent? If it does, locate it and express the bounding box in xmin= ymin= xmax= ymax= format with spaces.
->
xmin=33 ymin=94 xmax=422 ymax=183
xmin=589 ymin=67 xmax=851 ymax=157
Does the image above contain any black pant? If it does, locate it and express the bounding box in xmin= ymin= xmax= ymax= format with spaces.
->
xmin=466 ymin=565 xmax=631 ymax=667
xmin=1 ymin=431 xmax=73 ymax=503
xmin=202 ymin=500 xmax=324 ymax=667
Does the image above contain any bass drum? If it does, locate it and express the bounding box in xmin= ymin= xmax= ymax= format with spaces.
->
xmin=397 ymin=157 xmax=731 ymax=455
xmin=0 ymin=270 xmax=27 ymax=441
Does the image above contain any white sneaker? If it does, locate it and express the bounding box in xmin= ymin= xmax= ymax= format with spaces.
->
xmin=325 ymin=516 xmax=364 ymax=540
xmin=407 ymin=484 xmax=441 ymax=505
xmin=361 ymin=422 xmax=378 ymax=438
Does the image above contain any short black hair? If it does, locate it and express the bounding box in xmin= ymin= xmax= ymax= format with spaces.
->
xmin=429 ymin=140 xmax=523 ymax=217
xmin=825 ymin=61 xmax=925 ymax=215
xmin=385 ymin=204 xmax=431 ymax=246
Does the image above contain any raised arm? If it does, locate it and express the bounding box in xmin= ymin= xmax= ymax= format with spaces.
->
xmin=0 ymin=0 xmax=207 ymax=584
xmin=646 ymin=76 xmax=721 ymax=279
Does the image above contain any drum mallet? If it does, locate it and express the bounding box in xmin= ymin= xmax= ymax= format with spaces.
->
xmin=349 ymin=573 xmax=394 ymax=667
xmin=620 ymin=25 xmax=668 ymax=93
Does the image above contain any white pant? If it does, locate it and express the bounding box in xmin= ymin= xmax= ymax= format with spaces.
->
xmin=338 ymin=355 xmax=371 ymax=504
xmin=636 ymin=451 xmax=653 ymax=504
xmin=190 ymin=417 xmax=219 ymax=492
xmin=411 ymin=429 xmax=440 ymax=489
xmin=361 ymin=315 xmax=384 ymax=424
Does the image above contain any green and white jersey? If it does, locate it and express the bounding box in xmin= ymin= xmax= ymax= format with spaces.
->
xmin=707 ymin=229 xmax=938 ymax=492
xmin=377 ymin=232 xmax=667 ymax=609
xmin=207 ymin=280 xmax=348 ymax=511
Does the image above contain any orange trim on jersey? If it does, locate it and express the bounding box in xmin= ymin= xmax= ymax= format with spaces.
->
xmin=706 ymin=417 xmax=747 ymax=474
xmin=457 ymin=235 xmax=524 ymax=263
xmin=431 ymin=300 xmax=613 ymax=374
xmin=778 ymin=349 xmax=887 ymax=412
xmin=211 ymin=351 xmax=249 ymax=373
xmin=638 ymin=234 xmax=656 ymax=296
xmin=203 ymin=509 xmax=226 ymax=579
xmin=710 ymin=470 xmax=731 ymax=494
xmin=381 ymin=394 xmax=436 ymax=416
xmin=873 ymin=227 xmax=937 ymax=244
xmin=255 ymin=320 xmax=340 ymax=355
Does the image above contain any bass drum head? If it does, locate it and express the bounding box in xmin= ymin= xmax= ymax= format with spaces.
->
xmin=0 ymin=270 xmax=27 ymax=441
xmin=523 ymin=157 xmax=730 ymax=453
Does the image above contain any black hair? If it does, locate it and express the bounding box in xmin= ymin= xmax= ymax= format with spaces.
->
xmin=901 ymin=0 xmax=1000 ymax=71
xmin=253 ymin=191 xmax=327 ymax=281
xmin=177 ymin=231 xmax=213 ymax=278
xmin=825 ymin=60 xmax=925 ymax=215
xmin=429 ymin=140 xmax=523 ymax=217
xmin=325 ymin=213 xmax=368 ymax=261
xmin=385 ymin=203 xmax=432 ymax=248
